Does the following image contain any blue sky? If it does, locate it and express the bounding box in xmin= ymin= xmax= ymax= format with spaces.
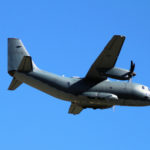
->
xmin=0 ymin=0 xmax=150 ymax=150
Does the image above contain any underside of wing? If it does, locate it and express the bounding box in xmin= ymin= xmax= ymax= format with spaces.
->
xmin=85 ymin=35 xmax=125 ymax=81
xmin=82 ymin=104 xmax=113 ymax=110
xmin=98 ymin=105 xmax=113 ymax=109
xmin=68 ymin=103 xmax=113 ymax=115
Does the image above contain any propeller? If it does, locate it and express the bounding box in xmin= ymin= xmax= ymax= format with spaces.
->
xmin=128 ymin=60 xmax=136 ymax=82
xmin=113 ymin=105 xmax=115 ymax=112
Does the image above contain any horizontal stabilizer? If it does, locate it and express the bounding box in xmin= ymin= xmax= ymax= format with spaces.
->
xmin=18 ymin=56 xmax=33 ymax=72
xmin=68 ymin=103 xmax=83 ymax=115
xmin=8 ymin=78 xmax=22 ymax=90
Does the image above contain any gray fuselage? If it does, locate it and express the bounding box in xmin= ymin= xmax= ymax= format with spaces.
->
xmin=13 ymin=68 xmax=150 ymax=108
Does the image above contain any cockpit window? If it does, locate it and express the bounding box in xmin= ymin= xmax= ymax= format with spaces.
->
xmin=142 ymin=86 xmax=145 ymax=89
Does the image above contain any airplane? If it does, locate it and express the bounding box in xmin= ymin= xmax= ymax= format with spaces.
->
xmin=8 ymin=35 xmax=150 ymax=115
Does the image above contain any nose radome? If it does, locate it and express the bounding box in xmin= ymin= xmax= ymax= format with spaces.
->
xmin=147 ymin=94 xmax=150 ymax=100
xmin=144 ymin=93 xmax=150 ymax=100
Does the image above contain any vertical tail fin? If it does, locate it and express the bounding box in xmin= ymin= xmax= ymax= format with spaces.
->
xmin=8 ymin=38 xmax=37 ymax=76
xmin=8 ymin=38 xmax=38 ymax=90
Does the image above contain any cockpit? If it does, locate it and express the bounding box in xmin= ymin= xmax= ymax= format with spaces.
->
xmin=139 ymin=85 xmax=150 ymax=100
xmin=141 ymin=85 xmax=150 ymax=92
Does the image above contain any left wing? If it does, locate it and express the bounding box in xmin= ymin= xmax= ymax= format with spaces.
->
xmin=85 ymin=35 xmax=125 ymax=81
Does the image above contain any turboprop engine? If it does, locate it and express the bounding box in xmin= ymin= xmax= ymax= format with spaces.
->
xmin=103 ymin=61 xmax=136 ymax=81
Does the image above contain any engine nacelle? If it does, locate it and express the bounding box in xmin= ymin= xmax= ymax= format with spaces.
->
xmin=82 ymin=92 xmax=118 ymax=100
xmin=104 ymin=67 xmax=135 ymax=80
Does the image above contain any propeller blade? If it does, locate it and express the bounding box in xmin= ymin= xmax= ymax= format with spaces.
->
xmin=127 ymin=60 xmax=136 ymax=82
xmin=129 ymin=78 xmax=132 ymax=83
xmin=113 ymin=105 xmax=115 ymax=112
xmin=130 ymin=60 xmax=135 ymax=73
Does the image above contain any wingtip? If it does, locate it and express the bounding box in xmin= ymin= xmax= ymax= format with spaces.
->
xmin=113 ymin=35 xmax=126 ymax=39
xmin=8 ymin=38 xmax=20 ymax=41
xmin=120 ymin=35 xmax=126 ymax=39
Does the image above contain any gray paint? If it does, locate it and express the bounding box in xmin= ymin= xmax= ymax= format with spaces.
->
xmin=8 ymin=36 xmax=150 ymax=114
xmin=12 ymin=70 xmax=150 ymax=106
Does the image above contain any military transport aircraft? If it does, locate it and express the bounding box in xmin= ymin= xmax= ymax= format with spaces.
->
xmin=8 ymin=35 xmax=150 ymax=115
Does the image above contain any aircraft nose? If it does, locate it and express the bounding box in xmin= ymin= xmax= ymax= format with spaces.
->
xmin=145 ymin=93 xmax=150 ymax=100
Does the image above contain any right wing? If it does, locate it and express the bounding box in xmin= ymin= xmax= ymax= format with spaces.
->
xmin=85 ymin=35 xmax=125 ymax=82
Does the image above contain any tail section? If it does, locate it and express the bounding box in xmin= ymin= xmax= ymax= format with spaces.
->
xmin=8 ymin=38 xmax=37 ymax=90
xmin=8 ymin=78 xmax=22 ymax=90
xmin=17 ymin=56 xmax=33 ymax=72
xmin=8 ymin=38 xmax=37 ymax=76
